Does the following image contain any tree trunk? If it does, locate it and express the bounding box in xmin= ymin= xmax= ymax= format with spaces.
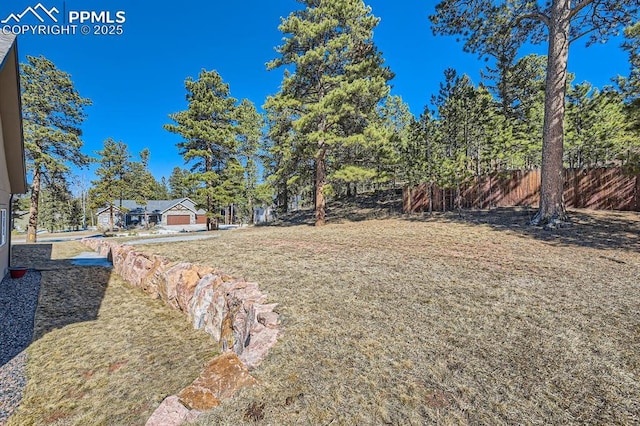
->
xmin=27 ymin=167 xmax=41 ymax=243
xmin=119 ymin=192 xmax=123 ymax=229
xmin=279 ymin=182 xmax=288 ymax=215
xmin=488 ymin=174 xmax=492 ymax=210
xmin=109 ymin=204 xmax=114 ymax=232
xmin=315 ymin=146 xmax=327 ymax=226
xmin=206 ymin=193 xmax=211 ymax=231
xmin=531 ymin=0 xmax=570 ymax=226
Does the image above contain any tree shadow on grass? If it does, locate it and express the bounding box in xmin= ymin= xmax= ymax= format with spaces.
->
xmin=406 ymin=207 xmax=640 ymax=253
xmin=266 ymin=189 xmax=404 ymax=227
xmin=0 ymin=244 xmax=111 ymax=367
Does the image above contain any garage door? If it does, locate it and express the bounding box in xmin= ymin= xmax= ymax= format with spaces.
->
xmin=196 ymin=215 xmax=207 ymax=224
xmin=167 ymin=215 xmax=190 ymax=225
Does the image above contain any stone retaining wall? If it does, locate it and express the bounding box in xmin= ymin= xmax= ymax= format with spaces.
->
xmin=80 ymin=238 xmax=280 ymax=425
xmin=81 ymin=237 xmax=279 ymax=369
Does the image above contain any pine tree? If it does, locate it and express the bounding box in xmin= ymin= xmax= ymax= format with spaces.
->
xmin=508 ymin=55 xmax=547 ymax=169
xmin=235 ymin=100 xmax=264 ymax=223
xmin=432 ymin=69 xmax=478 ymax=198
xmin=263 ymin=93 xmax=312 ymax=214
xmin=431 ymin=0 xmax=639 ymax=226
xmin=165 ymin=70 xmax=257 ymax=229
xmin=125 ymin=148 xmax=156 ymax=227
xmin=90 ymin=138 xmax=130 ymax=232
xmin=367 ymin=95 xmax=412 ymax=193
xmin=620 ymin=23 xmax=640 ymax=134
xmin=565 ymin=84 xmax=633 ymax=169
xmin=67 ymin=197 xmax=83 ymax=231
xmin=268 ymin=0 xmax=394 ymax=226
xmin=168 ymin=167 xmax=198 ymax=199
xmin=404 ymin=107 xmax=440 ymax=187
xmin=37 ymin=171 xmax=72 ymax=233
xmin=160 ymin=177 xmax=170 ymax=199
xmin=21 ymin=55 xmax=92 ymax=242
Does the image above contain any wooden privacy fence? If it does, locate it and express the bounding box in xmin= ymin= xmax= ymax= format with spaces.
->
xmin=403 ymin=168 xmax=640 ymax=213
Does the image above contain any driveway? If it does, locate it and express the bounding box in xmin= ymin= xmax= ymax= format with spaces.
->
xmin=12 ymin=233 xmax=102 ymax=244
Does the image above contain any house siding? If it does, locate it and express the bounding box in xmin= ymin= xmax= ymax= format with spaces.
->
xmin=0 ymin=35 xmax=25 ymax=278
xmin=96 ymin=207 xmax=123 ymax=231
xmin=0 ymin=114 xmax=12 ymax=276
xmin=97 ymin=212 xmax=112 ymax=230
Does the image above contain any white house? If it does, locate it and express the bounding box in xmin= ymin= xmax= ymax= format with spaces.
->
xmin=0 ymin=34 xmax=27 ymax=276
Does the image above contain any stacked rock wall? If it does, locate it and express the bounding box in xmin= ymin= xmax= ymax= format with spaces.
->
xmin=80 ymin=238 xmax=279 ymax=369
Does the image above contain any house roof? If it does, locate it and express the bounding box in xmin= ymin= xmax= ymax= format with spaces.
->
xmin=0 ymin=34 xmax=26 ymax=194
xmin=96 ymin=198 xmax=205 ymax=215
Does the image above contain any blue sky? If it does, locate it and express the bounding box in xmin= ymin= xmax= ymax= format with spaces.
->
xmin=3 ymin=0 xmax=632 ymax=189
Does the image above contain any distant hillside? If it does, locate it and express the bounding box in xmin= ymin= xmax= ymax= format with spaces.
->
xmin=273 ymin=188 xmax=404 ymax=225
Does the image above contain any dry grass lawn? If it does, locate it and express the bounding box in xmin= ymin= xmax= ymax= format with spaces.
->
xmin=129 ymin=208 xmax=640 ymax=425
xmin=8 ymin=242 xmax=217 ymax=426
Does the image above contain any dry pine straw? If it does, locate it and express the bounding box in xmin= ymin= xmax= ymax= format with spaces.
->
xmin=8 ymin=242 xmax=217 ymax=426
xmin=134 ymin=210 xmax=639 ymax=425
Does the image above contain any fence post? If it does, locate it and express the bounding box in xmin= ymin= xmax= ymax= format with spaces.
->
xmin=636 ymin=174 xmax=640 ymax=211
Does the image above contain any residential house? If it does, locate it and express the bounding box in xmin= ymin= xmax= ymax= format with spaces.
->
xmin=0 ymin=34 xmax=27 ymax=276
xmin=253 ymin=206 xmax=275 ymax=224
xmin=95 ymin=198 xmax=207 ymax=230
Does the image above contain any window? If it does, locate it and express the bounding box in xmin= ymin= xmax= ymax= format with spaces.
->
xmin=0 ymin=209 xmax=6 ymax=247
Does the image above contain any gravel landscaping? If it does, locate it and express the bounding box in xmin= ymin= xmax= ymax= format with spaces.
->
xmin=0 ymin=271 xmax=42 ymax=424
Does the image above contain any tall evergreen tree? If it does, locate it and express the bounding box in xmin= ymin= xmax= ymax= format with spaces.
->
xmin=236 ymin=99 xmax=264 ymax=223
xmin=506 ymin=55 xmax=547 ymax=169
xmin=165 ymin=70 xmax=258 ymax=229
xmin=165 ymin=70 xmax=237 ymax=230
xmin=377 ymin=95 xmax=413 ymax=188
xmin=263 ymin=92 xmax=312 ymax=214
xmin=90 ymin=138 xmax=130 ymax=232
xmin=67 ymin=197 xmax=84 ymax=231
xmin=565 ymin=84 xmax=633 ymax=169
xmin=123 ymin=148 xmax=169 ymax=201
xmin=404 ymin=107 xmax=440 ymax=188
xmin=620 ymin=22 xmax=640 ymax=134
xmin=125 ymin=148 xmax=156 ymax=227
xmin=431 ymin=0 xmax=639 ymax=226
xmin=619 ymin=23 xmax=640 ymax=170
xmin=268 ymin=0 xmax=394 ymax=226
xmin=168 ymin=167 xmax=198 ymax=199
xmin=431 ymin=70 xmax=501 ymax=207
xmin=37 ymin=171 xmax=72 ymax=233
xmin=21 ymin=55 xmax=92 ymax=242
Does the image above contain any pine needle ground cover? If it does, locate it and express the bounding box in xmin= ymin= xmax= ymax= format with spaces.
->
xmin=135 ymin=208 xmax=639 ymax=425
xmin=8 ymin=242 xmax=216 ymax=425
